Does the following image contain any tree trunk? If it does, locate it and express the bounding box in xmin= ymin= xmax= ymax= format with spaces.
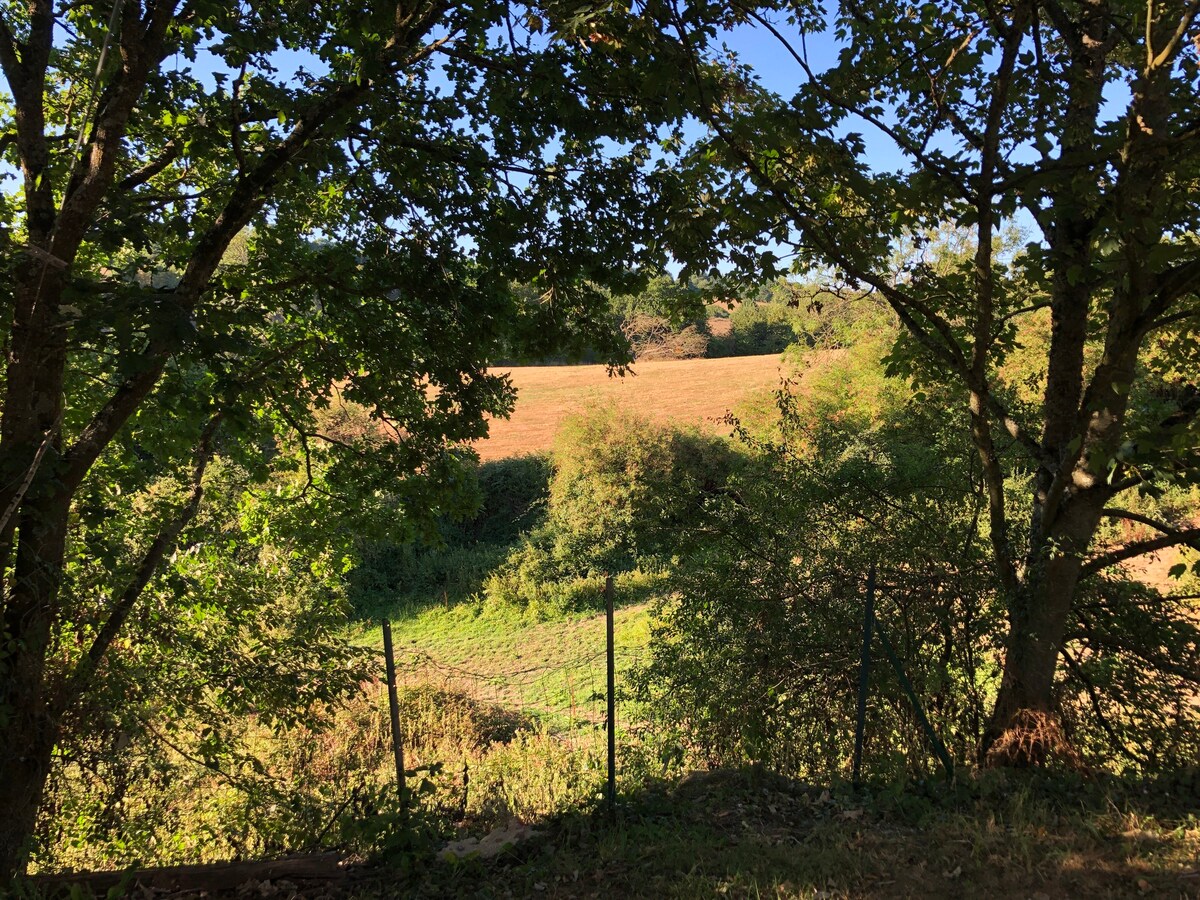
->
xmin=0 ymin=495 xmax=70 ymax=879
xmin=983 ymin=495 xmax=1105 ymax=766
xmin=0 ymin=256 xmax=73 ymax=879
xmin=0 ymin=711 xmax=57 ymax=878
xmin=983 ymin=565 xmax=1076 ymax=765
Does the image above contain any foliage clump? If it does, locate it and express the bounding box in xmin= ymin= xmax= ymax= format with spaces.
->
xmin=349 ymin=454 xmax=554 ymax=620
xmin=483 ymin=404 xmax=738 ymax=617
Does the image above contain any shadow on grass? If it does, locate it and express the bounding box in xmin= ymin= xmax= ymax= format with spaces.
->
xmin=348 ymin=540 xmax=662 ymax=631
xmin=373 ymin=767 xmax=1200 ymax=899
xmin=18 ymin=768 xmax=1198 ymax=898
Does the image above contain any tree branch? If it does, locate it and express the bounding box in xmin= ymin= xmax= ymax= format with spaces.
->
xmin=1139 ymin=257 xmax=1200 ymax=331
xmin=966 ymin=0 xmax=1031 ymax=594
xmin=668 ymin=6 xmax=974 ymax=379
xmin=1080 ymin=523 xmax=1200 ymax=578
xmin=1149 ymin=0 xmax=1200 ymax=70
xmin=670 ymin=1 xmax=1047 ymax=486
xmin=116 ymin=138 xmax=179 ymax=190
xmin=733 ymin=2 xmax=976 ymax=201
xmin=54 ymin=0 xmax=179 ymax=260
xmin=62 ymin=349 xmax=171 ymax=493
xmin=1103 ymin=506 xmax=1196 ymax=536
xmin=1061 ymin=642 xmax=1147 ymax=764
xmin=58 ymin=411 xmax=223 ymax=710
xmin=0 ymin=16 xmax=22 ymax=88
xmin=0 ymin=416 xmax=59 ymax=536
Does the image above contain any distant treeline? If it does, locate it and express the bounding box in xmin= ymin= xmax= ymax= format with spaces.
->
xmin=493 ymin=275 xmax=847 ymax=365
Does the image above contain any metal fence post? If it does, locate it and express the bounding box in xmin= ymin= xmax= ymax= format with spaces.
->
xmin=873 ymin=618 xmax=955 ymax=779
xmin=852 ymin=564 xmax=876 ymax=788
xmin=605 ymin=574 xmax=617 ymax=822
xmin=381 ymin=619 xmax=407 ymax=815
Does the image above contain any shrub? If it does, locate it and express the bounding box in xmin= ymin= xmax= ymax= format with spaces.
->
xmin=481 ymin=405 xmax=739 ymax=616
xmin=622 ymin=313 xmax=710 ymax=360
xmin=633 ymin=355 xmax=1004 ymax=779
xmin=450 ymin=454 xmax=553 ymax=546
xmin=348 ymin=455 xmax=553 ymax=618
xmin=708 ymin=301 xmax=799 ymax=357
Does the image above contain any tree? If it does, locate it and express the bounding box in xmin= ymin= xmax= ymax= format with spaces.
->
xmin=587 ymin=0 xmax=1200 ymax=762
xmin=0 ymin=0 xmax=676 ymax=876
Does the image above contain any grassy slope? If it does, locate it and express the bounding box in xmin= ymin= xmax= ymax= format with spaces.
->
xmin=475 ymin=354 xmax=786 ymax=460
xmin=375 ymin=602 xmax=652 ymax=727
xmin=350 ymin=351 xmax=1199 ymax=897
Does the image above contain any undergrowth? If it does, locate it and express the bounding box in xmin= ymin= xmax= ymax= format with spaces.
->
xmin=342 ymin=768 xmax=1200 ymax=898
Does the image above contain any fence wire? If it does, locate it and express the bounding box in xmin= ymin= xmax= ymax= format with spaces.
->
xmin=368 ymin=600 xmax=648 ymax=823
xmin=394 ymin=645 xmax=646 ymax=728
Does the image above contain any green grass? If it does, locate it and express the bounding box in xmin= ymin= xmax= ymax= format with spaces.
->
xmin=352 ymin=582 xmax=654 ymax=730
xmin=332 ymin=583 xmax=666 ymax=834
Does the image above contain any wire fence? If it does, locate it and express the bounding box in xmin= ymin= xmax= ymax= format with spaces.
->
xmin=376 ymin=578 xmax=638 ymax=821
xmin=369 ymin=566 xmax=959 ymax=829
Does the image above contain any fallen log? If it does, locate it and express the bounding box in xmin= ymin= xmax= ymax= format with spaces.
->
xmin=28 ymin=851 xmax=344 ymax=894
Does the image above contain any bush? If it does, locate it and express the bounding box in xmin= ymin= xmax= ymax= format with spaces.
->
xmin=350 ymin=541 xmax=510 ymax=619
xmin=348 ymin=455 xmax=553 ymax=618
xmin=708 ymin=301 xmax=799 ymax=357
xmin=622 ymin=313 xmax=710 ymax=360
xmin=481 ymin=405 xmax=739 ymax=616
xmin=445 ymin=454 xmax=553 ymax=547
xmin=633 ymin=352 xmax=1003 ymax=780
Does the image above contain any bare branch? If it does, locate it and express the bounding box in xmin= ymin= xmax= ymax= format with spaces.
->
xmin=1103 ymin=506 xmax=1196 ymax=535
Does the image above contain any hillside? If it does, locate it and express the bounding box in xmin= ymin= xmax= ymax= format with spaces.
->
xmin=474 ymin=353 xmax=787 ymax=460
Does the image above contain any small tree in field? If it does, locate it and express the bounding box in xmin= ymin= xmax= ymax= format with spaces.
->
xmin=0 ymin=1 xmax=677 ymax=876
xmin=585 ymin=0 xmax=1200 ymax=763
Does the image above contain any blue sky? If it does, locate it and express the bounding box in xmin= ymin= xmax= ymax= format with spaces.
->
xmin=720 ymin=19 xmax=913 ymax=175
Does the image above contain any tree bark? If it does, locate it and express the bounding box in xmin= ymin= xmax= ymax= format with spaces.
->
xmin=0 ymin=489 xmax=72 ymax=876
xmin=983 ymin=548 xmax=1087 ymax=764
xmin=0 ymin=721 xmax=58 ymax=880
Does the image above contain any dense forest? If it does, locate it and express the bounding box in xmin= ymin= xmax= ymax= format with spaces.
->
xmin=1 ymin=0 xmax=1198 ymax=895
